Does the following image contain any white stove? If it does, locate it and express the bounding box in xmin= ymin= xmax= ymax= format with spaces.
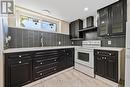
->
xmin=75 ymin=40 xmax=101 ymax=77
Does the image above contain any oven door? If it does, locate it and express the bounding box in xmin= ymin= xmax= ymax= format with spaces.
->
xmin=75 ymin=48 xmax=94 ymax=68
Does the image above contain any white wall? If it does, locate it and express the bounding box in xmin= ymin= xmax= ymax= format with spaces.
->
xmin=0 ymin=17 xmax=4 ymax=87
xmin=0 ymin=16 xmax=7 ymax=87
xmin=125 ymin=2 xmax=130 ymax=87
xmin=127 ymin=4 xmax=130 ymax=21
xmin=60 ymin=21 xmax=69 ymax=35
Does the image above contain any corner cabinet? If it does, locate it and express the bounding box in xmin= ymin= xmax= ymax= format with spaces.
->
xmin=69 ymin=19 xmax=83 ymax=40
xmin=97 ymin=0 xmax=126 ymax=36
xmin=5 ymin=48 xmax=74 ymax=87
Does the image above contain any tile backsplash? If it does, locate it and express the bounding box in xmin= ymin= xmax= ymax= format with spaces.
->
xmin=85 ymin=31 xmax=126 ymax=48
xmin=7 ymin=27 xmax=126 ymax=49
xmin=7 ymin=27 xmax=72 ymax=48
xmin=74 ymin=31 xmax=126 ymax=47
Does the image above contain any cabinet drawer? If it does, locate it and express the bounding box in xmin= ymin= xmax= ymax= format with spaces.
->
xmin=33 ymin=66 xmax=57 ymax=80
xmin=33 ymin=62 xmax=58 ymax=72
xmin=94 ymin=50 xmax=118 ymax=57
xmin=8 ymin=58 xmax=32 ymax=65
xmin=34 ymin=50 xmax=58 ymax=58
xmin=33 ymin=57 xmax=58 ymax=67
xmin=6 ymin=52 xmax=31 ymax=59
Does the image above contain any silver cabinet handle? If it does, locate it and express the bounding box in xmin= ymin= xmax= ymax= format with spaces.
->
xmin=40 ymin=73 xmax=43 ymax=76
xmin=54 ymin=59 xmax=56 ymax=61
xmin=19 ymin=61 xmax=22 ymax=64
xmin=40 ymin=62 xmax=43 ymax=65
xmin=54 ymin=68 xmax=56 ymax=70
xmin=19 ymin=55 xmax=22 ymax=58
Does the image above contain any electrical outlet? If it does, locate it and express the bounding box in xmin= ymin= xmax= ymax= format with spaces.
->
xmin=108 ymin=40 xmax=111 ymax=45
xmin=58 ymin=41 xmax=61 ymax=45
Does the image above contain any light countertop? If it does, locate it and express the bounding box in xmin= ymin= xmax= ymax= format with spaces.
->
xmin=3 ymin=46 xmax=78 ymax=53
xmin=94 ymin=47 xmax=125 ymax=51
xmin=3 ymin=46 xmax=125 ymax=53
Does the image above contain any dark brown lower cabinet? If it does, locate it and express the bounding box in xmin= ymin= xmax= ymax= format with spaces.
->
xmin=106 ymin=57 xmax=118 ymax=82
xmin=5 ymin=52 xmax=32 ymax=87
xmin=94 ymin=50 xmax=118 ymax=83
xmin=5 ymin=48 xmax=74 ymax=87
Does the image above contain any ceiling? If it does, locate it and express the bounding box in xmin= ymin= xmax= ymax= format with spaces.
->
xmin=15 ymin=0 xmax=122 ymax=22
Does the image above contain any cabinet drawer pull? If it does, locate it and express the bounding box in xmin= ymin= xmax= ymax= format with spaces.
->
xmin=19 ymin=61 xmax=22 ymax=64
xmin=54 ymin=59 xmax=56 ymax=61
xmin=40 ymin=62 xmax=43 ymax=65
xmin=54 ymin=68 xmax=56 ymax=70
xmin=40 ymin=73 xmax=43 ymax=76
xmin=19 ymin=55 xmax=22 ymax=58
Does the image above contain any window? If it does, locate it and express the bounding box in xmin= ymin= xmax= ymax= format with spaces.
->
xmin=20 ymin=15 xmax=57 ymax=32
xmin=41 ymin=21 xmax=57 ymax=32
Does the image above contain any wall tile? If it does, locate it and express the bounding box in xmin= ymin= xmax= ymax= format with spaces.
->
xmin=7 ymin=27 xmax=75 ymax=49
xmin=17 ymin=29 xmax=22 ymax=48
xmin=22 ymin=29 xmax=29 ymax=47
xmin=28 ymin=30 xmax=34 ymax=47
xmin=34 ymin=31 xmax=40 ymax=47
xmin=8 ymin=28 xmax=17 ymax=48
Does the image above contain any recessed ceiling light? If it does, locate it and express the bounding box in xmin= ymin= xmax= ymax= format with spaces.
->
xmin=42 ymin=10 xmax=51 ymax=14
xmin=84 ymin=7 xmax=88 ymax=11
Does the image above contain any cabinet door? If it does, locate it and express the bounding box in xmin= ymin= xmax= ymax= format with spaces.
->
xmin=94 ymin=56 xmax=107 ymax=77
xmin=66 ymin=49 xmax=74 ymax=68
xmin=74 ymin=20 xmax=81 ymax=38
xmin=8 ymin=59 xmax=32 ymax=87
xmin=69 ymin=19 xmax=83 ymax=39
xmin=106 ymin=57 xmax=118 ymax=82
xmin=110 ymin=1 xmax=125 ymax=35
xmin=58 ymin=49 xmax=67 ymax=71
xmin=69 ymin=22 xmax=75 ymax=39
xmin=97 ymin=8 xmax=109 ymax=36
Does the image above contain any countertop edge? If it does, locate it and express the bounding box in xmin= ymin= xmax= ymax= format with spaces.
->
xmin=3 ymin=46 xmax=79 ymax=53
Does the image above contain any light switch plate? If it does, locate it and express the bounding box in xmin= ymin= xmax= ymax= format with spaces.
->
xmin=108 ymin=40 xmax=111 ymax=45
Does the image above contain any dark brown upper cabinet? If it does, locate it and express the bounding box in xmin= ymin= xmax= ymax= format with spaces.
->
xmin=97 ymin=0 xmax=126 ymax=36
xmin=97 ymin=7 xmax=109 ymax=36
xmin=69 ymin=19 xmax=83 ymax=40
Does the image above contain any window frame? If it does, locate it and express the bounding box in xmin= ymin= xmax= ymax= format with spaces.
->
xmin=19 ymin=15 xmax=58 ymax=32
